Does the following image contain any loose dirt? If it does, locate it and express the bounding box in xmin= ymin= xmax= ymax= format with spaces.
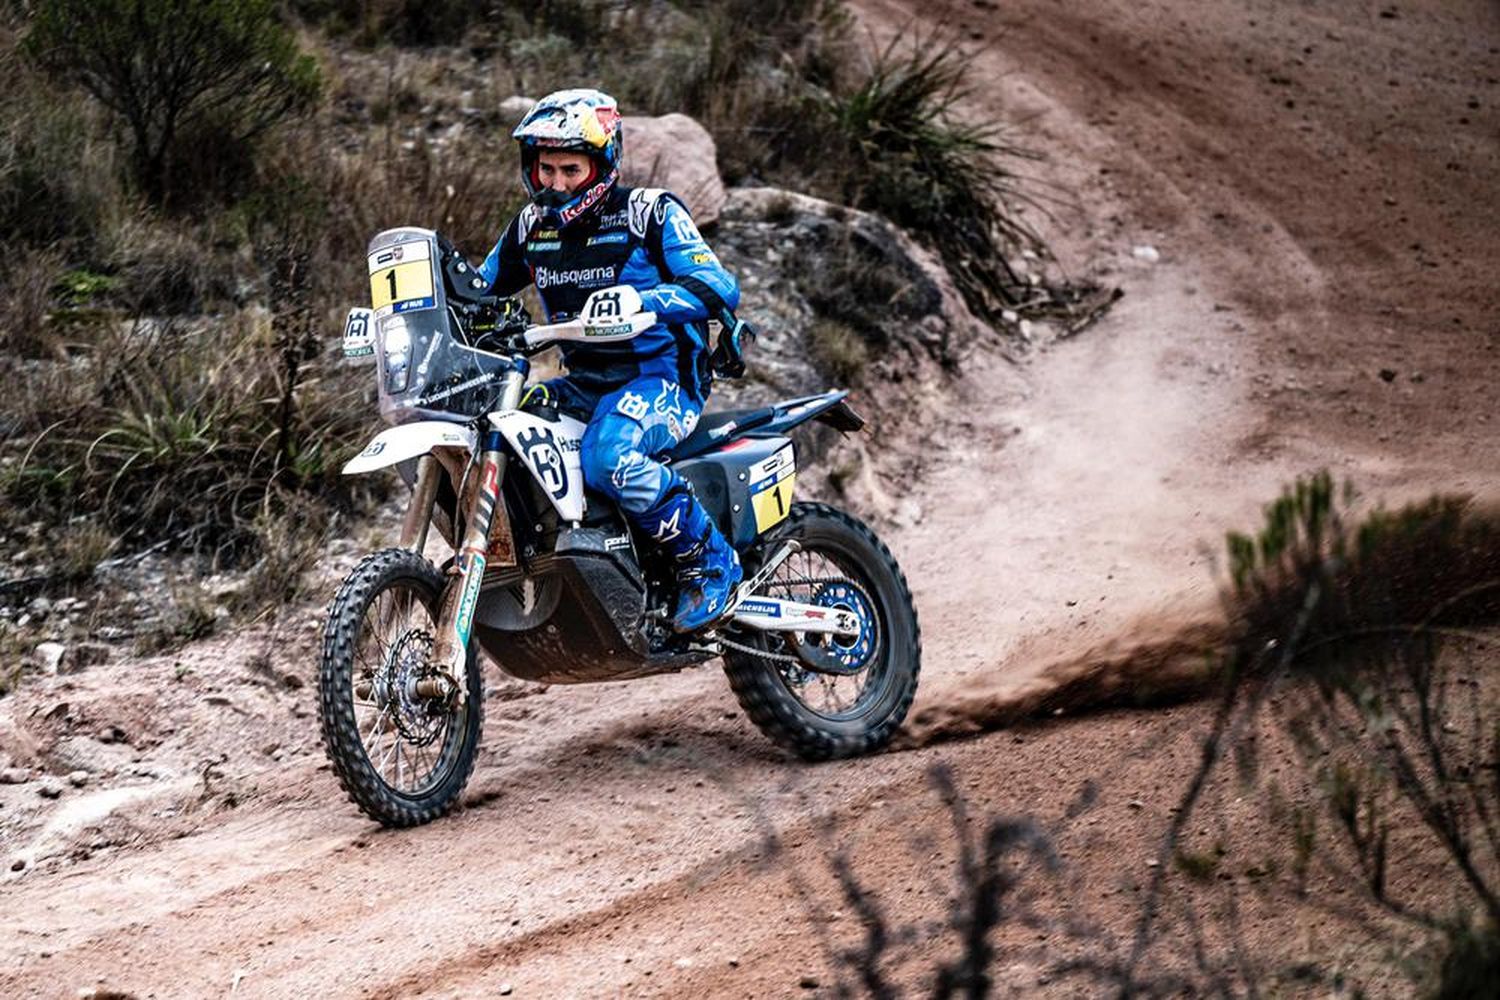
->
xmin=2 ymin=1 xmax=1497 ymax=997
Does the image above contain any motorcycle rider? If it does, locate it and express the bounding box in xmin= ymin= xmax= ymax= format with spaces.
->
xmin=478 ymin=88 xmax=743 ymax=632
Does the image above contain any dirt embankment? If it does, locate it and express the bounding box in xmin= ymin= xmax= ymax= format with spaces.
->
xmin=2 ymin=1 xmax=1497 ymax=997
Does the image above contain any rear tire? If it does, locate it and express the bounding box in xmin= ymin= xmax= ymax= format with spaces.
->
xmin=723 ymin=502 xmax=921 ymax=760
xmin=319 ymin=548 xmax=483 ymax=827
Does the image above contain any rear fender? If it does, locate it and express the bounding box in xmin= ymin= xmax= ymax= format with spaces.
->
xmin=343 ymin=421 xmax=477 ymax=475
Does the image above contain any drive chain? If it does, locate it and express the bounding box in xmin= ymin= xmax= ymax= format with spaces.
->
xmin=716 ymin=633 xmax=805 ymax=664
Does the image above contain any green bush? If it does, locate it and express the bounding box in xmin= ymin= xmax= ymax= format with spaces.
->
xmin=24 ymin=0 xmax=321 ymax=208
xmin=4 ymin=311 xmax=377 ymax=562
xmin=807 ymin=32 xmax=1045 ymax=317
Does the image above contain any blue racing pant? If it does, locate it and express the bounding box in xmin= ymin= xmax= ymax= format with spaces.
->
xmin=540 ymin=375 xmax=703 ymax=519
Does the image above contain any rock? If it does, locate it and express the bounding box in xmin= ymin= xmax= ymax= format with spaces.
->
xmin=67 ymin=770 xmax=90 ymax=788
xmin=27 ymin=596 xmax=53 ymax=616
xmin=34 ymin=642 xmax=66 ymax=674
xmin=1128 ymin=799 xmax=1145 ymax=810
xmin=1131 ymin=244 xmax=1161 ymax=263
xmin=10 ymin=858 xmax=24 ymax=871
xmin=673 ymin=958 xmax=693 ymax=969
xmin=59 ymin=643 xmax=111 ymax=675
xmin=1378 ymin=368 xmax=1397 ymax=382
xmin=499 ymin=985 xmax=513 ymax=997
xmin=0 ymin=767 xmax=30 ymax=784
xmin=36 ymin=779 xmax=63 ymax=799
xmin=622 ymin=113 xmax=727 ymax=226
xmin=498 ymin=95 xmax=535 ymax=121
xmin=799 ymin=975 xmax=821 ymax=989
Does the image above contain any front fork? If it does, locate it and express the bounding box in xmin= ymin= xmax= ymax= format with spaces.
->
xmin=414 ymin=370 xmax=526 ymax=706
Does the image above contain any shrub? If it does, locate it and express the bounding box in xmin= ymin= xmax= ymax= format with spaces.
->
xmin=0 ymin=248 xmax=66 ymax=359
xmin=24 ymin=0 xmax=322 ymax=208
xmin=808 ymin=31 xmax=1045 ymax=317
xmin=291 ymin=0 xmax=492 ymax=47
xmin=4 ymin=311 xmax=378 ymax=563
xmin=0 ymin=23 xmax=124 ymax=250
xmin=1119 ymin=475 xmax=1500 ymax=995
xmin=807 ymin=319 xmax=869 ymax=383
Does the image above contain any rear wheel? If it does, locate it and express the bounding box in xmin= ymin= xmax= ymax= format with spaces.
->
xmin=318 ymin=548 xmax=483 ymax=827
xmin=723 ymin=502 xmax=921 ymax=759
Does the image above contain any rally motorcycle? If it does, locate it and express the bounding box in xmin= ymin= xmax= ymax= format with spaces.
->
xmin=319 ymin=226 xmax=921 ymax=827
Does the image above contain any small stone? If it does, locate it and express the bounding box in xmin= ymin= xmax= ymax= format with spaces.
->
xmin=1378 ymin=368 xmax=1397 ymax=382
xmin=1131 ymin=244 xmax=1161 ymax=263
xmin=728 ymin=957 xmax=740 ymax=968
xmin=67 ymin=770 xmax=90 ymax=788
xmin=1146 ymin=858 xmax=1160 ymax=868
xmin=499 ymin=985 xmax=513 ymax=996
xmin=34 ymin=642 xmax=66 ymax=674
xmin=1127 ymin=799 xmax=1145 ymax=810
xmin=800 ymin=975 xmax=821 ymax=989
xmin=674 ymin=958 xmax=693 ymax=969
xmin=37 ymin=779 xmax=63 ymax=800
xmin=0 ymin=768 xmax=30 ymax=785
xmin=10 ymin=858 xmax=24 ymax=872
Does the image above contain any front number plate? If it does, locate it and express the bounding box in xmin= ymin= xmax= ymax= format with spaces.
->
xmin=367 ymin=238 xmax=435 ymax=315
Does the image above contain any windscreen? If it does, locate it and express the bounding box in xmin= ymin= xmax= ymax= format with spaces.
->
xmin=366 ymin=227 xmax=513 ymax=424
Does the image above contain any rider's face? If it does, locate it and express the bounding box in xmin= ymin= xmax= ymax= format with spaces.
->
xmin=536 ymin=151 xmax=594 ymax=196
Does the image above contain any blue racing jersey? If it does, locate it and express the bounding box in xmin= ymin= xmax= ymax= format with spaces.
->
xmin=478 ymin=185 xmax=740 ymax=402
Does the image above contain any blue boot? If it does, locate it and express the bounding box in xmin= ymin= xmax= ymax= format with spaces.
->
xmin=632 ymin=485 xmax=743 ymax=632
xmin=673 ymin=529 xmax=743 ymax=632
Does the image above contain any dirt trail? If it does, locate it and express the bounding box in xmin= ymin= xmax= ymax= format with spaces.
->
xmin=3 ymin=1 xmax=1498 ymax=997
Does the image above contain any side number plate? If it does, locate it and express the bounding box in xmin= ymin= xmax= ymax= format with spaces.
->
xmin=748 ymin=445 xmax=795 ymax=533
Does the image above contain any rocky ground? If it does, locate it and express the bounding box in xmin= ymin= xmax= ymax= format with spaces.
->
xmin=1 ymin=0 xmax=1498 ymax=996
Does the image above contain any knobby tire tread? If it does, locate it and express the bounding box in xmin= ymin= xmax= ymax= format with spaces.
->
xmin=318 ymin=548 xmax=483 ymax=828
xmin=723 ymin=502 xmax=922 ymax=760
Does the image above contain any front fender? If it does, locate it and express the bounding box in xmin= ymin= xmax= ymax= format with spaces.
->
xmin=342 ymin=421 xmax=476 ymax=475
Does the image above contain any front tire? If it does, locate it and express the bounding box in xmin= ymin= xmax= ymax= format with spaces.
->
xmin=723 ymin=502 xmax=921 ymax=760
xmin=318 ymin=548 xmax=484 ymax=827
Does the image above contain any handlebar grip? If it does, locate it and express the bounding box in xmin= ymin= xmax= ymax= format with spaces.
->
xmin=712 ymin=309 xmax=754 ymax=379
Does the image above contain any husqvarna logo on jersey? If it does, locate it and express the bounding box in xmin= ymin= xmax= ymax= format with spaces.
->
xmin=517 ymin=426 xmax=569 ymax=499
xmin=535 ymin=265 xmax=616 ymax=290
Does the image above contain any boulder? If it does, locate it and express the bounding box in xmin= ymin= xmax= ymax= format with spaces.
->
xmin=720 ymin=187 xmax=992 ymax=364
xmin=622 ymin=114 xmax=727 ymax=226
xmin=33 ymin=642 xmax=65 ymax=674
xmin=498 ymin=95 xmax=535 ymax=121
xmin=30 ymin=641 xmax=111 ymax=676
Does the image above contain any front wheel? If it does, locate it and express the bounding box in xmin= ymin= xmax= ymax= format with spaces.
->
xmin=318 ymin=548 xmax=483 ymax=827
xmin=723 ymin=502 xmax=921 ymax=760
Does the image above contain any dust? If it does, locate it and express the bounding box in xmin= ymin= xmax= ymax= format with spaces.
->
xmin=895 ymin=613 xmax=1228 ymax=749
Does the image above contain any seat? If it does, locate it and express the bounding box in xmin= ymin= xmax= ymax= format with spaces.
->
xmin=669 ymin=405 xmax=774 ymax=461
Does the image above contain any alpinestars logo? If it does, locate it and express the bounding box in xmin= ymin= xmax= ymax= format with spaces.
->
xmin=535 ymin=265 xmax=616 ymax=290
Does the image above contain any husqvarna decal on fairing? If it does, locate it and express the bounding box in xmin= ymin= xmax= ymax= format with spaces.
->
xmin=488 ymin=411 xmax=587 ymax=521
xmin=747 ymin=444 xmax=796 ymax=533
xmin=367 ymin=237 xmax=436 ymax=315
